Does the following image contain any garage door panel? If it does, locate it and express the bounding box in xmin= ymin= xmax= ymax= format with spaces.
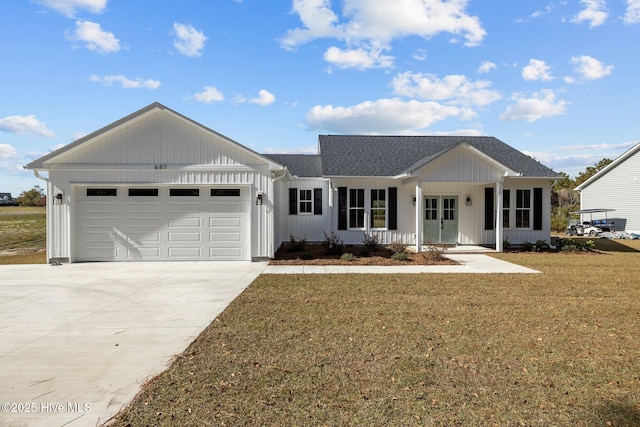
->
xmin=128 ymin=247 xmax=160 ymax=258
xmin=128 ymin=232 xmax=160 ymax=242
xmin=209 ymin=203 xmax=243 ymax=214
xmin=128 ymin=217 xmax=161 ymax=228
xmin=128 ymin=203 xmax=160 ymax=213
xmin=210 ymin=232 xmax=242 ymax=242
xmin=169 ymin=217 xmax=201 ymax=228
xmin=83 ymin=218 xmax=118 ymax=227
xmin=169 ymin=232 xmax=201 ymax=242
xmin=83 ymin=203 xmax=118 ymax=213
xmin=209 ymin=217 xmax=242 ymax=228
xmin=210 ymin=247 xmax=242 ymax=258
xmin=169 ymin=247 xmax=202 ymax=258
xmin=170 ymin=203 xmax=200 ymax=213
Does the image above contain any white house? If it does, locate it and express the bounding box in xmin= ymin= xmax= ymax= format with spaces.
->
xmin=26 ymin=103 xmax=561 ymax=263
xmin=575 ymin=142 xmax=640 ymax=234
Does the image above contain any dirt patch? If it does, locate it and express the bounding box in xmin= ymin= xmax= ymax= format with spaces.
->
xmin=270 ymin=243 xmax=457 ymax=265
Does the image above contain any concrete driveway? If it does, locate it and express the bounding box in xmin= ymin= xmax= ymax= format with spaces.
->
xmin=0 ymin=261 xmax=266 ymax=427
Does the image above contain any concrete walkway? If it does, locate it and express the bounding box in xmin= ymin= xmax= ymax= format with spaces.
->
xmin=263 ymin=254 xmax=540 ymax=274
xmin=0 ymin=261 xmax=266 ymax=427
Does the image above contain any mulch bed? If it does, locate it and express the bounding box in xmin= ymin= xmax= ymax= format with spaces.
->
xmin=270 ymin=243 xmax=458 ymax=265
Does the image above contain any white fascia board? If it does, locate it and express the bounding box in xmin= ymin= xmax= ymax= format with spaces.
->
xmin=575 ymin=141 xmax=640 ymax=191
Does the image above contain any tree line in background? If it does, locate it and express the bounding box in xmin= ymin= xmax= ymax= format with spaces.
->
xmin=9 ymin=159 xmax=613 ymax=233
xmin=551 ymin=158 xmax=612 ymax=233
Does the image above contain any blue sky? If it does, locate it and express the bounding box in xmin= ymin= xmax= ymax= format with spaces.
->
xmin=1 ymin=0 xmax=639 ymax=196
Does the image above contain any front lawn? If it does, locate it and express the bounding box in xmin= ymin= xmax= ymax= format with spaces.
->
xmin=0 ymin=206 xmax=46 ymax=264
xmin=109 ymin=249 xmax=640 ymax=426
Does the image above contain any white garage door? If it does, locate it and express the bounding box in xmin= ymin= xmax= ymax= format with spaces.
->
xmin=75 ymin=186 xmax=250 ymax=261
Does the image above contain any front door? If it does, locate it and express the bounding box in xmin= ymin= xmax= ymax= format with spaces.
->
xmin=424 ymin=195 xmax=458 ymax=244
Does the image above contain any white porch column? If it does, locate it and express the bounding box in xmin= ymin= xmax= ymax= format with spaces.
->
xmin=415 ymin=182 xmax=423 ymax=253
xmin=496 ymin=180 xmax=504 ymax=252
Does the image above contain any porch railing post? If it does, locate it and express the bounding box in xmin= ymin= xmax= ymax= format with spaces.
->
xmin=496 ymin=180 xmax=503 ymax=252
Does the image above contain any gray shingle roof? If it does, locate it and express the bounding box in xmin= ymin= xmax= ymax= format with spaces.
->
xmin=317 ymin=135 xmax=561 ymax=178
xmin=262 ymin=154 xmax=323 ymax=177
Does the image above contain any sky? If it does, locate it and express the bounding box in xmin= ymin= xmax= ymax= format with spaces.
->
xmin=2 ymin=0 xmax=640 ymax=196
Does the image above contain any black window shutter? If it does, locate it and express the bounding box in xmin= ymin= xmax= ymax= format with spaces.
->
xmin=289 ymin=188 xmax=297 ymax=215
xmin=338 ymin=187 xmax=347 ymax=230
xmin=388 ymin=187 xmax=397 ymax=230
xmin=313 ymin=188 xmax=322 ymax=215
xmin=533 ymin=187 xmax=543 ymax=230
xmin=484 ymin=187 xmax=494 ymax=230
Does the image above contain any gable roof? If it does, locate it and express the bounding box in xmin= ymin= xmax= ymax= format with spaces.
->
xmin=262 ymin=154 xmax=323 ymax=177
xmin=575 ymin=141 xmax=640 ymax=191
xmin=317 ymin=135 xmax=560 ymax=178
xmin=25 ymin=102 xmax=283 ymax=171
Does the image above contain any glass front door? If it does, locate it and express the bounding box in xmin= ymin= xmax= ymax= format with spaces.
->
xmin=424 ymin=195 xmax=458 ymax=244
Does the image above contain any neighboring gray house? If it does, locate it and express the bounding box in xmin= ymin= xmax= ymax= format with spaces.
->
xmin=25 ymin=102 xmax=560 ymax=263
xmin=575 ymin=142 xmax=640 ymax=234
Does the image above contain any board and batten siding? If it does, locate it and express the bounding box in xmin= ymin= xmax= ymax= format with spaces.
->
xmin=579 ymin=150 xmax=640 ymax=233
xmin=273 ymin=178 xmax=331 ymax=248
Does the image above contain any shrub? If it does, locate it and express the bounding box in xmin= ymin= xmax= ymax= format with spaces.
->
xmin=287 ymin=234 xmax=306 ymax=252
xmin=362 ymin=232 xmax=380 ymax=251
xmin=503 ymin=237 xmax=511 ymax=251
xmin=322 ymin=231 xmax=343 ymax=255
xmin=388 ymin=241 xmax=407 ymax=255
xmin=359 ymin=247 xmax=371 ymax=257
xmin=391 ymin=251 xmax=409 ymax=261
xmin=557 ymin=238 xmax=595 ymax=252
xmin=521 ymin=241 xmax=534 ymax=252
xmin=535 ymin=240 xmax=550 ymax=251
xmin=340 ymin=252 xmax=357 ymax=262
xmin=421 ymin=244 xmax=446 ymax=262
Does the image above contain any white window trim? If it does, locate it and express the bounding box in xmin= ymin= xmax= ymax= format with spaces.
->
xmin=515 ymin=189 xmax=532 ymax=230
xmin=299 ymin=189 xmax=313 ymax=215
xmin=370 ymin=188 xmax=387 ymax=230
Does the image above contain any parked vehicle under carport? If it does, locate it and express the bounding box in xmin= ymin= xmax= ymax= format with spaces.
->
xmin=567 ymin=208 xmax=616 ymax=236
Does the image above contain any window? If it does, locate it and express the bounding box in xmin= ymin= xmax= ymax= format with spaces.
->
xmin=426 ymin=198 xmax=438 ymax=220
xmin=299 ymin=189 xmax=312 ymax=214
xmin=129 ymin=188 xmax=158 ymax=197
xmin=170 ymin=188 xmax=199 ymax=197
xmin=349 ymin=189 xmax=365 ymax=228
xmin=443 ymin=198 xmax=455 ymax=220
xmin=503 ymin=189 xmax=510 ymax=228
xmin=516 ymin=189 xmax=531 ymax=228
xmin=370 ymin=189 xmax=386 ymax=228
xmin=211 ymin=188 xmax=240 ymax=197
xmin=87 ymin=188 xmax=117 ymax=196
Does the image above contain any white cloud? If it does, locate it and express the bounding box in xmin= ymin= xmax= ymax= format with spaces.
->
xmin=522 ymin=59 xmax=553 ymax=81
xmin=67 ymin=20 xmax=120 ymax=54
xmin=249 ymin=89 xmax=276 ymax=106
xmin=173 ymin=23 xmax=207 ymax=57
xmin=324 ymin=46 xmax=394 ymax=70
xmin=0 ymin=115 xmax=54 ymax=138
xmin=624 ymin=0 xmax=640 ymax=23
xmin=391 ymin=72 xmax=501 ymax=107
xmin=0 ymin=144 xmax=19 ymax=160
xmin=281 ymin=0 xmax=486 ymax=69
xmin=572 ymin=0 xmax=608 ymax=28
xmin=34 ymin=0 xmax=107 ymax=17
xmin=305 ymin=98 xmax=467 ymax=134
xmin=478 ymin=60 xmax=496 ymax=74
xmin=570 ymin=55 xmax=614 ymax=80
xmin=262 ymin=145 xmax=318 ymax=154
xmin=193 ymin=86 xmax=224 ymax=103
xmin=90 ymin=74 xmax=161 ymax=89
xmin=499 ymin=89 xmax=568 ymax=122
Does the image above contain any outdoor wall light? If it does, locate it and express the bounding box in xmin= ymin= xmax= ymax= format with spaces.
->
xmin=412 ymin=196 xmax=416 ymax=206
xmin=256 ymin=193 xmax=263 ymax=205
xmin=55 ymin=193 xmax=63 ymax=204
xmin=466 ymin=196 xmax=472 ymax=206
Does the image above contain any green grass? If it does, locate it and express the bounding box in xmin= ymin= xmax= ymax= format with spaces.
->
xmin=0 ymin=206 xmax=46 ymax=264
xmin=110 ymin=247 xmax=640 ymax=426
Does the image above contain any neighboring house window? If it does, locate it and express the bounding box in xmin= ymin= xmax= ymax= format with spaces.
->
xmin=370 ymin=189 xmax=386 ymax=228
xmin=299 ymin=189 xmax=312 ymax=214
xmin=349 ymin=189 xmax=365 ymax=228
xmin=503 ymin=189 xmax=510 ymax=228
xmin=289 ymin=188 xmax=322 ymax=215
xmin=516 ymin=189 xmax=531 ymax=228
